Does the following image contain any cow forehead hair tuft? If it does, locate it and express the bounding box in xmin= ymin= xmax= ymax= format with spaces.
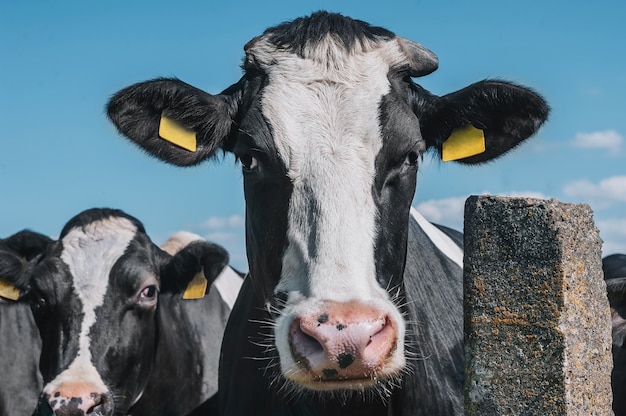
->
xmin=59 ymin=208 xmax=145 ymax=239
xmin=254 ymin=11 xmax=395 ymax=58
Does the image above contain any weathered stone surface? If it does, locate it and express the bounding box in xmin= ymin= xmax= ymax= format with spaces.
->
xmin=463 ymin=196 xmax=613 ymax=416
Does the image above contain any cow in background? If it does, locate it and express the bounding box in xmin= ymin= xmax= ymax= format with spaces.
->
xmin=107 ymin=11 xmax=548 ymax=415
xmin=0 ymin=231 xmax=50 ymax=416
xmin=1 ymin=208 xmax=239 ymax=416
xmin=603 ymin=253 xmax=626 ymax=416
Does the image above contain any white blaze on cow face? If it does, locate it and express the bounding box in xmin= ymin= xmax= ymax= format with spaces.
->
xmin=248 ymin=36 xmax=410 ymax=387
xmin=42 ymin=217 xmax=137 ymax=401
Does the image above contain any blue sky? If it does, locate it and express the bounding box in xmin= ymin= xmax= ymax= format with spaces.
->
xmin=1 ymin=0 xmax=625 ymax=271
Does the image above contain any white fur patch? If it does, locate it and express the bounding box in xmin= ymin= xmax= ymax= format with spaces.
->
xmin=248 ymin=36 xmax=411 ymax=381
xmin=213 ymin=267 xmax=243 ymax=310
xmin=255 ymin=36 xmax=407 ymax=301
xmin=43 ymin=217 xmax=137 ymax=397
xmin=410 ymin=207 xmax=464 ymax=268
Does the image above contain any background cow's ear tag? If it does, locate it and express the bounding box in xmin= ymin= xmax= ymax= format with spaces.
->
xmin=182 ymin=271 xmax=208 ymax=300
xmin=441 ymin=124 xmax=486 ymax=162
xmin=0 ymin=277 xmax=21 ymax=301
xmin=158 ymin=113 xmax=197 ymax=152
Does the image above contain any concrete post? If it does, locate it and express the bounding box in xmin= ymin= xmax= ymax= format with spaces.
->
xmin=463 ymin=196 xmax=613 ymax=415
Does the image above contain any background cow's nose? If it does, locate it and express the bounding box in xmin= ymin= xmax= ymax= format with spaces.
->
xmin=39 ymin=382 xmax=111 ymax=416
xmin=288 ymin=300 xmax=398 ymax=380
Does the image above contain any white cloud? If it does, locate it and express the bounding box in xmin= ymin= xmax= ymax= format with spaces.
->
xmin=597 ymin=218 xmax=626 ymax=256
xmin=202 ymin=214 xmax=245 ymax=229
xmin=562 ymin=176 xmax=626 ymax=209
xmin=572 ymin=130 xmax=623 ymax=154
xmin=194 ymin=214 xmax=248 ymax=270
xmin=201 ymin=230 xmax=248 ymax=271
xmin=597 ymin=218 xmax=626 ymax=239
xmin=500 ymin=190 xmax=549 ymax=200
xmin=204 ymin=231 xmax=240 ymax=244
xmin=416 ymin=196 xmax=466 ymax=227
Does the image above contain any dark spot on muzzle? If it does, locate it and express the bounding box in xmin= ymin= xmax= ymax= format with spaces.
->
xmin=337 ymin=353 xmax=354 ymax=369
xmin=317 ymin=314 xmax=329 ymax=324
xmin=322 ymin=368 xmax=338 ymax=378
xmin=336 ymin=324 xmax=345 ymax=331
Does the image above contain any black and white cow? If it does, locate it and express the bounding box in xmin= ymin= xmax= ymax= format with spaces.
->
xmin=0 ymin=231 xmax=50 ymax=416
xmin=1 ymin=208 xmax=241 ymax=416
xmin=106 ymin=11 xmax=549 ymax=415
xmin=603 ymin=253 xmax=626 ymax=416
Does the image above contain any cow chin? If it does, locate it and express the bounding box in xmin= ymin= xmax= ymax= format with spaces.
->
xmin=274 ymin=297 xmax=406 ymax=394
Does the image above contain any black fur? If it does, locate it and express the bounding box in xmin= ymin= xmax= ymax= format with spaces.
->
xmin=0 ymin=232 xmax=50 ymax=416
xmin=603 ymin=254 xmax=626 ymax=416
xmin=262 ymin=11 xmax=394 ymax=58
xmin=107 ymin=78 xmax=237 ymax=166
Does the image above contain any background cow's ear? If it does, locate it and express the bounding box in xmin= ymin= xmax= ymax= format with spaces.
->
xmin=0 ymin=230 xmax=52 ymax=301
xmin=413 ymin=80 xmax=549 ymax=164
xmin=106 ymin=77 xmax=241 ymax=167
xmin=159 ymin=241 xmax=229 ymax=295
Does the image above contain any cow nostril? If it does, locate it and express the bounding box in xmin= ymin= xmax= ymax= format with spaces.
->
xmin=363 ymin=316 xmax=395 ymax=361
xmin=85 ymin=392 xmax=106 ymax=415
xmin=290 ymin=319 xmax=325 ymax=362
xmin=46 ymin=392 xmax=108 ymax=416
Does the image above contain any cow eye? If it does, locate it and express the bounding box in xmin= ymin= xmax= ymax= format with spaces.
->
xmin=404 ymin=151 xmax=420 ymax=167
xmin=239 ymin=153 xmax=259 ymax=171
xmin=30 ymin=293 xmax=48 ymax=313
xmin=137 ymin=285 xmax=159 ymax=304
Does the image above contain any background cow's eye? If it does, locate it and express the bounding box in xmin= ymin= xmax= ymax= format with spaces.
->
xmin=137 ymin=285 xmax=158 ymax=304
xmin=30 ymin=293 xmax=48 ymax=313
xmin=239 ymin=153 xmax=259 ymax=171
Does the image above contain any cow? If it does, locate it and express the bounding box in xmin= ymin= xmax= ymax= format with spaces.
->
xmin=106 ymin=11 xmax=549 ymax=415
xmin=0 ymin=231 xmax=50 ymax=416
xmin=0 ymin=208 xmax=240 ymax=416
xmin=603 ymin=253 xmax=626 ymax=416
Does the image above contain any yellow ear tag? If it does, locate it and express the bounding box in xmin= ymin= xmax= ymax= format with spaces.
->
xmin=182 ymin=271 xmax=208 ymax=300
xmin=441 ymin=124 xmax=486 ymax=162
xmin=158 ymin=113 xmax=197 ymax=152
xmin=0 ymin=276 xmax=21 ymax=301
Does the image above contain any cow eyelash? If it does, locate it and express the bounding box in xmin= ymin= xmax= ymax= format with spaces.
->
xmin=31 ymin=294 xmax=48 ymax=311
xmin=239 ymin=153 xmax=259 ymax=171
xmin=405 ymin=151 xmax=420 ymax=166
xmin=401 ymin=150 xmax=421 ymax=171
xmin=137 ymin=285 xmax=159 ymax=304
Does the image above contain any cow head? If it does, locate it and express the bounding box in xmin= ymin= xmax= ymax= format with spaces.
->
xmin=2 ymin=208 xmax=228 ymax=416
xmin=107 ymin=11 xmax=548 ymax=394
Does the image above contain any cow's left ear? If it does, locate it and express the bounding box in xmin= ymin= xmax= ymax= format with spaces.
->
xmin=0 ymin=230 xmax=53 ymax=301
xmin=413 ymin=80 xmax=549 ymax=164
xmin=159 ymin=241 xmax=230 ymax=296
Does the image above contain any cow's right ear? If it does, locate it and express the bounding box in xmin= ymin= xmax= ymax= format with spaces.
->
xmin=106 ymin=78 xmax=241 ymax=167
xmin=0 ymin=230 xmax=52 ymax=302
